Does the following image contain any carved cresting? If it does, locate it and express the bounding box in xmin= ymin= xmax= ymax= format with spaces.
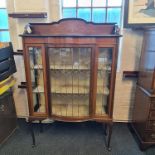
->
xmin=28 ymin=18 xmax=118 ymax=36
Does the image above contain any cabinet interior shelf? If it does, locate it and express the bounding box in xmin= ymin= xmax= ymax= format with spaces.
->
xmin=52 ymin=104 xmax=106 ymax=116
xmin=32 ymin=65 xmax=90 ymax=70
xmin=31 ymin=65 xmax=111 ymax=71
xmin=32 ymin=86 xmax=109 ymax=95
xmin=8 ymin=12 xmax=47 ymax=18
xmin=52 ymin=104 xmax=89 ymax=116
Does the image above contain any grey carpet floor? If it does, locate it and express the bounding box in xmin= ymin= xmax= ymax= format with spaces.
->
xmin=0 ymin=119 xmax=155 ymax=155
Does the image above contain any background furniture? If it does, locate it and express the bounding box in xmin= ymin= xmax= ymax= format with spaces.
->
xmin=0 ymin=91 xmax=17 ymax=144
xmin=132 ymin=28 xmax=155 ymax=150
xmin=21 ymin=18 xmax=121 ymax=150
xmin=0 ymin=43 xmax=17 ymax=144
xmin=0 ymin=43 xmax=16 ymax=82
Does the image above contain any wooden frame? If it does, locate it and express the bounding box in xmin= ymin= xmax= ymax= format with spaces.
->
xmin=124 ymin=0 xmax=155 ymax=28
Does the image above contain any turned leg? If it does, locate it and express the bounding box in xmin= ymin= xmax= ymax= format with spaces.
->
xmin=104 ymin=123 xmax=107 ymax=136
xmin=29 ymin=121 xmax=36 ymax=147
xmin=107 ymin=123 xmax=113 ymax=151
xmin=39 ymin=120 xmax=43 ymax=133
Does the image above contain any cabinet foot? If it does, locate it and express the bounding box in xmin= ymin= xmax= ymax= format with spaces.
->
xmin=107 ymin=147 xmax=111 ymax=151
xmin=139 ymin=143 xmax=153 ymax=151
xmin=129 ymin=124 xmax=155 ymax=151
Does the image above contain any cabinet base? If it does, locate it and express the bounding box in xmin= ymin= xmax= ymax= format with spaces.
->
xmin=129 ymin=123 xmax=155 ymax=151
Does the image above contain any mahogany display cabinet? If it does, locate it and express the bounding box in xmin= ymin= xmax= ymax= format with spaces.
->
xmin=21 ymin=18 xmax=121 ymax=150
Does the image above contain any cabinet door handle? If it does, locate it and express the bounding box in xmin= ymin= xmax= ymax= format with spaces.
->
xmin=0 ymin=105 xmax=5 ymax=112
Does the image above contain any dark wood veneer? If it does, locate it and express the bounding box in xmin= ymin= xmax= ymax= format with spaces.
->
xmin=21 ymin=18 xmax=121 ymax=36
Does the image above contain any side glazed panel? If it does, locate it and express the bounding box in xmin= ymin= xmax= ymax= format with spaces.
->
xmin=96 ymin=47 xmax=113 ymax=116
xmin=25 ymin=45 xmax=48 ymax=116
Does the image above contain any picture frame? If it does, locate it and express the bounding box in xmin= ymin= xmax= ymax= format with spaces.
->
xmin=124 ymin=0 xmax=155 ymax=28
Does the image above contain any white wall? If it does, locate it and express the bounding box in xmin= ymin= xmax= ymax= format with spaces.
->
xmin=113 ymin=29 xmax=143 ymax=121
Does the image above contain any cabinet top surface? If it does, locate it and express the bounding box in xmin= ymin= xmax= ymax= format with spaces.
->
xmin=20 ymin=18 xmax=122 ymax=38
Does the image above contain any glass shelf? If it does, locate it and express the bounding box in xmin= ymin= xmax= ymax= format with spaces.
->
xmin=50 ymin=65 xmax=90 ymax=70
xmin=52 ymin=104 xmax=107 ymax=117
xmin=31 ymin=65 xmax=90 ymax=70
xmin=31 ymin=65 xmax=111 ymax=71
xmin=51 ymin=92 xmax=89 ymax=117
xmin=52 ymin=104 xmax=89 ymax=117
xmin=97 ymin=87 xmax=109 ymax=95
xmin=32 ymin=64 xmax=43 ymax=69
xmin=33 ymin=86 xmax=44 ymax=93
xmin=32 ymin=86 xmax=109 ymax=95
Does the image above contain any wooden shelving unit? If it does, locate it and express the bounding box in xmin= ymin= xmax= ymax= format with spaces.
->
xmin=8 ymin=12 xmax=47 ymax=18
